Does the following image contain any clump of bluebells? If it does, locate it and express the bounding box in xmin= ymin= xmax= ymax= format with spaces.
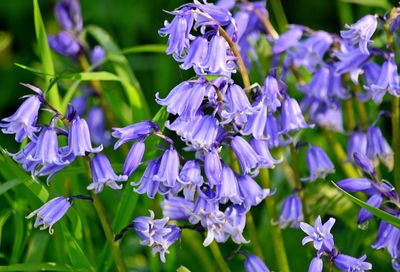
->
xmin=3 ymin=0 xmax=400 ymax=271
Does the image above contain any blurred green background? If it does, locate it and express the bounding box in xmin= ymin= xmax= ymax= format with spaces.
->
xmin=0 ymin=0 xmax=396 ymax=271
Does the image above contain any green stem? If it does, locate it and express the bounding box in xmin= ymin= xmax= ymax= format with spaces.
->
xmin=269 ymin=0 xmax=288 ymax=33
xmin=322 ymin=128 xmax=360 ymax=178
xmin=343 ymin=99 xmax=356 ymax=131
xmin=392 ymin=96 xmax=400 ymax=194
xmin=260 ymin=169 xmax=290 ymax=272
xmin=210 ymin=241 xmax=231 ymax=272
xmin=289 ymin=143 xmax=308 ymax=222
xmin=82 ymin=158 xmax=127 ymax=272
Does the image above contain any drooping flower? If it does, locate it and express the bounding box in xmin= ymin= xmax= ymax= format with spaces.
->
xmin=261 ymin=76 xmax=283 ymax=113
xmin=308 ymin=257 xmax=323 ymax=272
xmin=0 ymin=84 xmax=42 ymax=142
xmin=306 ymin=98 xmax=344 ymax=132
xmin=32 ymin=127 xmax=70 ymax=166
xmin=185 ymin=115 xmax=221 ymax=149
xmin=340 ymin=14 xmax=377 ymax=55
xmin=250 ymin=138 xmax=282 ymax=168
xmin=68 ymin=116 xmax=103 ymax=156
xmin=334 ymin=44 xmax=370 ymax=81
xmin=301 ymin=145 xmax=335 ymax=182
xmin=161 ymin=196 xmax=194 ymax=220
xmin=177 ymin=36 xmax=208 ymax=72
xmin=122 ymin=141 xmax=145 ymax=177
xmin=276 ymin=194 xmax=304 ymax=229
xmin=202 ymin=35 xmax=236 ymax=74
xmin=133 ymin=159 xmax=161 ymax=199
xmin=347 ymin=132 xmax=367 ymax=162
xmin=224 ymin=204 xmax=249 ymax=244
xmin=353 ymin=152 xmax=377 ymax=178
xmin=70 ymin=95 xmax=87 ymax=117
xmin=272 ymin=25 xmax=304 ymax=54
xmin=241 ymin=101 xmax=267 ymax=139
xmin=231 ymin=136 xmax=263 ymax=175
xmin=159 ymin=10 xmax=194 ymax=56
xmin=366 ymin=125 xmax=394 ymax=170
xmin=7 ymin=141 xmax=40 ymax=174
xmin=178 ymin=160 xmax=204 ymax=185
xmin=221 ymin=83 xmax=253 ymax=126
xmin=133 ymin=211 xmax=181 ymax=263
xmin=243 ymin=253 xmax=270 ymax=272
xmin=300 ymin=216 xmax=335 ymax=251
xmin=54 ymin=0 xmax=83 ymax=32
xmin=26 ymin=196 xmax=71 ymax=234
xmin=48 ymin=31 xmax=81 ymax=57
xmin=204 ymin=148 xmax=223 ymax=187
xmin=87 ymin=154 xmax=127 ymax=193
xmin=87 ymin=106 xmax=112 ymax=146
xmin=237 ymin=175 xmax=271 ymax=208
xmin=357 ymin=194 xmax=383 ymax=225
xmin=336 ymin=178 xmax=374 ymax=193
xmin=364 ymin=57 xmax=400 ymax=103
xmin=112 ymin=120 xmax=157 ymax=149
xmin=333 ymin=254 xmax=372 ymax=271
xmin=216 ymin=165 xmax=242 ymax=204
xmin=90 ymin=46 xmax=106 ymax=65
xmin=280 ymin=97 xmax=313 ymax=134
xmin=153 ymin=147 xmax=180 ymax=188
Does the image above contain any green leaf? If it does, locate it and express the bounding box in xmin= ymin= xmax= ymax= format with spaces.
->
xmin=14 ymin=63 xmax=54 ymax=77
xmin=0 ymin=263 xmax=82 ymax=271
xmin=86 ymin=25 xmax=151 ymax=121
xmin=33 ymin=0 xmax=61 ymax=109
xmin=339 ymin=0 xmax=391 ymax=9
xmin=24 ymin=232 xmax=50 ymax=263
xmin=0 ymin=179 xmax=24 ymax=196
xmin=176 ymin=266 xmax=192 ymax=272
xmin=0 ymin=147 xmax=49 ymax=203
xmin=332 ymin=181 xmax=400 ymax=228
xmin=121 ymin=44 xmax=167 ymax=54
xmin=61 ymin=223 xmax=94 ymax=271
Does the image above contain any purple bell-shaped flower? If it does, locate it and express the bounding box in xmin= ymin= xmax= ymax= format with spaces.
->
xmin=280 ymin=97 xmax=313 ymax=134
xmin=301 ymin=145 xmax=335 ymax=182
xmin=68 ymin=116 xmax=103 ymax=156
xmin=276 ymin=194 xmax=304 ymax=228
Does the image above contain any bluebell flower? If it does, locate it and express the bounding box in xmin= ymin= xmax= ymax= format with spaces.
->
xmin=340 ymin=14 xmax=377 ymax=55
xmin=334 ymin=44 xmax=370 ymax=80
xmin=372 ymin=217 xmax=400 ymax=259
xmin=156 ymin=81 xmax=192 ymax=115
xmin=178 ymin=160 xmax=204 ymax=185
xmin=216 ymin=0 xmax=235 ymax=11
xmin=237 ymin=174 xmax=271 ymax=208
xmin=186 ymin=115 xmax=221 ymax=149
xmin=7 ymin=141 xmax=40 ymax=174
xmin=87 ymin=106 xmax=112 ymax=146
xmin=276 ymin=194 xmax=304 ymax=228
xmin=202 ymin=35 xmax=235 ymax=74
xmin=366 ymin=125 xmax=393 ymax=170
xmin=161 ymin=196 xmax=194 ymax=220
xmin=70 ymin=95 xmax=87 ymax=117
xmin=204 ymin=148 xmax=223 ymax=187
xmin=133 ymin=211 xmax=181 ymax=263
xmin=153 ymin=147 xmax=180 ymax=188
xmin=357 ymin=62 xmax=381 ymax=101
xmin=357 ymin=194 xmax=383 ymax=225
xmin=48 ymin=31 xmax=80 ymax=57
xmin=54 ymin=0 xmax=83 ymax=32
xmin=122 ymin=140 xmax=145 ymax=177
xmin=193 ymin=1 xmax=233 ymax=27
xmin=262 ymin=76 xmax=283 ymax=113
xmin=112 ymin=120 xmax=156 ymax=149
xmin=87 ymin=154 xmax=127 ymax=193
xmin=68 ymin=116 xmax=103 ymax=156
xmin=364 ymin=57 xmax=400 ymax=103
xmin=250 ymin=138 xmax=282 ymax=168
xmin=224 ymin=204 xmax=249 ymax=244
xmin=264 ymin=115 xmax=288 ymax=148
xmin=336 ymin=178 xmax=374 ymax=193
xmin=280 ymin=97 xmax=313 ymax=134
xmin=32 ymin=127 xmax=70 ymax=166
xmin=308 ymin=257 xmax=323 ymax=272
xmin=216 ymin=165 xmax=242 ymax=204
xmin=333 ymin=254 xmax=372 ymax=271
xmin=306 ymin=98 xmax=344 ymax=132
xmin=300 ymin=216 xmax=335 ymax=251
xmin=166 ymin=112 xmax=203 ymax=140
xmin=90 ymin=46 xmax=106 ymax=66
xmin=133 ymin=160 xmax=161 ymax=199
xmin=190 ymin=189 xmax=220 ymax=225
xmin=158 ymin=11 xmax=194 ymax=56
xmin=231 ymin=136 xmax=264 ymax=175
xmin=26 ymin=196 xmax=71 ymax=234
xmin=347 ymin=132 xmax=367 ymax=162
xmin=0 ymin=84 xmax=42 ymax=142
xmin=241 ymin=102 xmax=267 ymax=139
xmin=353 ymin=152 xmax=377 ymax=177
xmin=243 ymin=254 xmax=270 ymax=272
xmin=176 ymin=36 xmax=208 ymax=72
xmin=272 ymin=25 xmax=304 ymax=54
xmin=301 ymin=145 xmax=335 ymax=182
xmin=221 ymin=83 xmax=253 ymax=126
